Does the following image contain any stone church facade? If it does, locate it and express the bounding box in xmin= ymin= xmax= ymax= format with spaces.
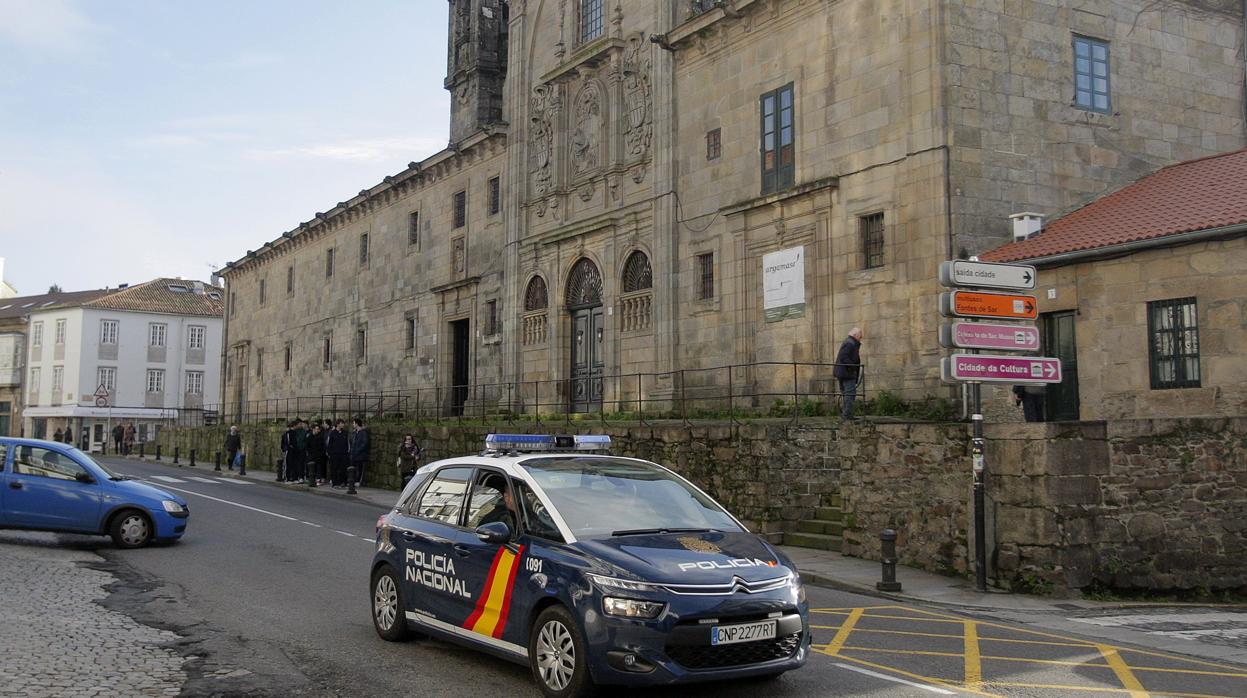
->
xmin=219 ymin=0 xmax=1245 ymax=419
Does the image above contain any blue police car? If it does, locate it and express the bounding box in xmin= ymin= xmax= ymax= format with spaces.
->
xmin=370 ymin=434 xmax=809 ymax=697
xmin=0 ymin=437 xmax=189 ymax=548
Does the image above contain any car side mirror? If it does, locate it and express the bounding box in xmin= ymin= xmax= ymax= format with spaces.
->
xmin=75 ymin=472 xmax=95 ymax=484
xmin=475 ymin=521 xmax=511 ymax=545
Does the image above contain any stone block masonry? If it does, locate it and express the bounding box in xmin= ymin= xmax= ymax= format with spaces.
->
xmin=158 ymin=415 xmax=1247 ymax=594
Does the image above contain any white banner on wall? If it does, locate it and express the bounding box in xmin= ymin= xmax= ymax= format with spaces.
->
xmin=762 ymin=246 xmax=806 ymax=323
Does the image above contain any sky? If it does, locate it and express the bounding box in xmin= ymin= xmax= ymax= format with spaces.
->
xmin=0 ymin=0 xmax=451 ymax=296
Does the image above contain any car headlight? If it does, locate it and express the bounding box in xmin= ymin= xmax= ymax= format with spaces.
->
xmin=585 ymin=573 xmax=660 ymax=593
xmin=603 ymin=597 xmax=665 ymax=619
xmin=162 ymin=500 xmax=186 ymax=514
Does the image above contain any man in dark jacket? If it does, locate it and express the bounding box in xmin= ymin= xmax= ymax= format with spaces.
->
xmin=307 ymin=422 xmax=327 ymax=485
xmin=833 ymin=327 xmax=864 ymax=419
xmin=287 ymin=419 xmax=308 ymax=483
xmin=350 ymin=417 xmax=370 ymax=487
xmin=278 ymin=421 xmax=294 ymax=481
xmin=326 ymin=419 xmax=350 ymax=488
xmin=112 ymin=424 xmax=125 ymax=453
xmin=225 ymin=426 xmax=242 ymax=470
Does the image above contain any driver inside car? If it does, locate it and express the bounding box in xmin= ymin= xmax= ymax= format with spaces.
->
xmin=472 ymin=474 xmax=517 ymax=536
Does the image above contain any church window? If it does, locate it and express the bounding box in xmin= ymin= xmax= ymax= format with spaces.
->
xmin=622 ymin=251 xmax=652 ymax=293
xmin=580 ymin=0 xmax=604 ymax=43
xmin=760 ymin=83 xmax=795 ymax=194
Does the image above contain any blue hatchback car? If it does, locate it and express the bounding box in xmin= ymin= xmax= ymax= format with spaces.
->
xmin=0 ymin=438 xmax=189 ymax=548
xmin=370 ymin=435 xmax=809 ymax=698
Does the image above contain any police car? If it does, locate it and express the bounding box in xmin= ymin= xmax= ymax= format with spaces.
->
xmin=370 ymin=434 xmax=810 ymax=697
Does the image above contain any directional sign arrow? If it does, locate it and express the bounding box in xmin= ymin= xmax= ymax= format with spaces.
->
xmin=939 ymin=260 xmax=1038 ymax=291
xmin=1022 ymin=270 xmax=1033 ymax=284
xmin=939 ymin=290 xmax=1039 ymax=320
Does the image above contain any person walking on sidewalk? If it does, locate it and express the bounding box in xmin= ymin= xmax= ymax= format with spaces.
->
xmin=278 ymin=421 xmax=295 ymax=482
xmin=307 ymin=422 xmax=327 ymax=485
xmin=225 ymin=425 xmax=242 ymax=471
xmin=834 ymin=327 xmax=864 ymax=420
xmin=397 ymin=434 xmax=422 ymax=487
xmin=326 ymin=420 xmax=350 ymax=488
xmin=350 ymin=417 xmax=370 ymax=487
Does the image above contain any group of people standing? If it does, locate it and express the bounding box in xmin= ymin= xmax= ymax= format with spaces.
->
xmin=278 ymin=417 xmax=371 ymax=488
xmin=111 ymin=423 xmax=137 ymax=454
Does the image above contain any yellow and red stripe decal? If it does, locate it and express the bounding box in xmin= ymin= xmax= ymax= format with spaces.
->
xmin=465 ymin=545 xmax=525 ymax=639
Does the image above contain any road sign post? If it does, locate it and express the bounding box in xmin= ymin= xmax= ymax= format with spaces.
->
xmin=937 ymin=258 xmax=1049 ymax=593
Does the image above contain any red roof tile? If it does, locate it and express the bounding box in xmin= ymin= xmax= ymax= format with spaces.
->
xmin=981 ymin=148 xmax=1247 ymax=263
xmin=83 ymin=278 xmax=224 ymax=317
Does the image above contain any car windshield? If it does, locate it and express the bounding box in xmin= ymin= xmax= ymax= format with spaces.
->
xmin=67 ymin=448 xmax=122 ymax=479
xmin=520 ymin=457 xmax=742 ymax=538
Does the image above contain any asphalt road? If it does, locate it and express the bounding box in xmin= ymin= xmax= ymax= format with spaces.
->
xmin=43 ymin=456 xmax=1247 ymax=697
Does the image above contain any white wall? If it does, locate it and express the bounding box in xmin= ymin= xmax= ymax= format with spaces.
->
xmin=25 ymin=307 xmax=84 ymax=406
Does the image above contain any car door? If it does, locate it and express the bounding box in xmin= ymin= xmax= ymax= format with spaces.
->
xmin=456 ymin=468 xmax=529 ymax=643
xmin=400 ymin=465 xmax=475 ymax=625
xmin=0 ymin=441 xmax=11 ymax=525
xmin=6 ymin=444 xmax=102 ymax=532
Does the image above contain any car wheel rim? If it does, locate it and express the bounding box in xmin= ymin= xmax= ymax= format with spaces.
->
xmin=536 ymin=619 xmax=576 ymax=691
xmin=374 ymin=575 xmax=397 ymax=630
xmin=120 ymin=516 xmax=148 ymax=546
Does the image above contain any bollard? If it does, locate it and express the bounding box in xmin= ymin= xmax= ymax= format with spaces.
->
xmin=307 ymin=460 xmax=317 ymax=488
xmin=346 ymin=466 xmax=357 ymax=495
xmin=155 ymin=445 xmax=162 ymax=461
xmin=173 ymin=447 xmax=181 ymax=465
xmin=877 ymin=529 xmax=902 ymax=592
xmin=189 ymin=449 xmax=197 ymax=467
xmin=214 ymin=451 xmax=222 ymax=472
xmin=139 ymin=442 xmax=146 ymax=458
xmin=238 ymin=452 xmax=247 ymax=477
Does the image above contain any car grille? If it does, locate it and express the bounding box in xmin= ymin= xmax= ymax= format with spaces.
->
xmin=667 ymin=631 xmax=802 ymax=670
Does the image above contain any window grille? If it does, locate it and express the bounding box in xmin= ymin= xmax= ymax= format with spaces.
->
xmin=697 ymin=253 xmax=714 ymax=300
xmin=566 ymin=258 xmax=603 ymax=308
xmin=622 ymin=251 xmax=653 ymax=292
xmin=706 ymin=128 xmax=721 ymax=160
xmin=1148 ymin=297 xmax=1200 ymax=389
xmin=524 ymin=276 xmax=549 ymax=311
xmin=454 ymin=190 xmax=467 ymax=228
xmin=488 ymin=177 xmax=500 ymax=215
xmin=326 ymin=248 xmax=335 ymax=277
xmin=861 ymin=213 xmax=885 ymax=269
xmin=409 ymin=211 xmax=420 ymax=246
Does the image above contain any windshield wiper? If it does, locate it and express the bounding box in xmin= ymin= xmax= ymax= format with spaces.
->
xmin=611 ymin=527 xmax=716 ymax=537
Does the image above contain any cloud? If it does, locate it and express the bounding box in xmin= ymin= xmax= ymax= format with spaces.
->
xmin=0 ymin=0 xmax=102 ymax=54
xmin=247 ymin=135 xmax=448 ymax=163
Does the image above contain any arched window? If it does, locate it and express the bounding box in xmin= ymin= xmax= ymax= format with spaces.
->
xmin=565 ymin=258 xmax=603 ymax=308
xmin=621 ymin=251 xmax=652 ymax=293
xmin=524 ymin=276 xmax=548 ymax=312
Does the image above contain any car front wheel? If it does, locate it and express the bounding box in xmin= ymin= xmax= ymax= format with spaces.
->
xmin=110 ymin=510 xmax=153 ymax=549
xmin=371 ymin=566 xmax=409 ymax=641
xmin=529 ymin=605 xmax=594 ymax=698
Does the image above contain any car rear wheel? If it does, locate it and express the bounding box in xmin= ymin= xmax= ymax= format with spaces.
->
xmin=371 ymin=566 xmax=409 ymax=641
xmin=530 ymin=605 xmax=594 ymax=698
xmin=109 ymin=510 xmax=153 ymax=549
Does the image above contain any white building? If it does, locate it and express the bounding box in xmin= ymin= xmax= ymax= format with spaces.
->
xmin=22 ymin=278 xmax=224 ymax=447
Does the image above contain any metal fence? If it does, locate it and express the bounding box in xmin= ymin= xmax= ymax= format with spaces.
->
xmin=176 ymin=361 xmax=867 ymax=428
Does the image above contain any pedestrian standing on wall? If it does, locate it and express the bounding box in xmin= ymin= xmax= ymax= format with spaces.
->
xmin=833 ymin=327 xmax=864 ymax=420
xmin=307 ymin=422 xmax=327 ymax=486
xmin=225 ymin=425 xmax=242 ymax=470
xmin=1012 ymin=385 xmax=1046 ymax=423
xmin=350 ymin=417 xmax=370 ymax=487
xmin=397 ymin=433 xmax=422 ymax=487
xmin=327 ymin=419 xmax=350 ymax=488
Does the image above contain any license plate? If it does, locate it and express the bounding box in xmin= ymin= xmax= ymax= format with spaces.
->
xmin=710 ymin=619 xmax=777 ymax=646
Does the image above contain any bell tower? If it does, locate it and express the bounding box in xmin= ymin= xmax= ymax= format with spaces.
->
xmin=446 ymin=0 xmax=508 ymax=144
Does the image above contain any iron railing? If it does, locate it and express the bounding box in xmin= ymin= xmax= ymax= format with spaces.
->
xmin=183 ymin=361 xmax=867 ymax=428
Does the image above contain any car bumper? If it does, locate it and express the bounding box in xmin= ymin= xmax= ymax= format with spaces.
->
xmin=151 ymin=512 xmax=188 ymax=540
xmin=580 ymin=590 xmax=810 ymax=686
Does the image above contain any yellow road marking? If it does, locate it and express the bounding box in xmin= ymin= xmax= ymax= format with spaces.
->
xmin=822 ymin=650 xmax=1006 ymax=697
xmin=984 ymin=682 xmax=1241 ymax=698
xmin=1098 ymin=645 xmax=1150 ymax=698
xmin=965 ymin=620 xmax=982 ymax=688
xmin=841 ymin=645 xmax=962 ymax=658
xmin=824 ymin=607 xmax=863 ymax=655
xmin=1127 ymin=663 xmax=1247 ymax=679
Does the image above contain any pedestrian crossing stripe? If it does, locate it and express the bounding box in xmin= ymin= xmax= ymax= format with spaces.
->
xmin=149 ymin=476 xmax=185 ymax=483
xmin=216 ymin=478 xmax=253 ymax=485
xmin=186 ymin=477 xmax=218 ymax=484
xmin=464 ymin=544 xmax=525 ymax=639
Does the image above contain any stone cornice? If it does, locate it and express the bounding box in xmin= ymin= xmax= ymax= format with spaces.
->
xmin=221 ymin=128 xmax=509 ymax=277
xmin=665 ymin=0 xmax=760 ymax=48
xmin=721 ymin=176 xmax=839 ymax=217
xmin=429 ymin=276 xmax=482 ymax=294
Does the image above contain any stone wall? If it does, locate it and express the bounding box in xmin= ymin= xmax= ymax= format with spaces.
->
xmin=157 ymin=415 xmax=1247 ymax=593
xmin=987 ymin=418 xmax=1247 ymax=593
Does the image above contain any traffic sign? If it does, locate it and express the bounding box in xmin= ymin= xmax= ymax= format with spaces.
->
xmin=95 ymin=396 xmax=108 ymax=408
xmin=939 ymin=290 xmax=1038 ymax=320
xmin=93 ymin=383 xmax=110 ymax=408
xmin=939 ymin=321 xmax=1041 ymax=351
xmin=939 ymin=260 xmax=1037 ymax=290
xmin=941 ymin=354 xmax=1062 ymax=384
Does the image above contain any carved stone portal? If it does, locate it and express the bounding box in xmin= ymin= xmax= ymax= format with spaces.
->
xmin=530 ymin=83 xmax=559 ymax=196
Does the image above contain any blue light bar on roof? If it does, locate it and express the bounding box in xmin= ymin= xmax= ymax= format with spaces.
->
xmin=484 ymin=434 xmax=612 ymax=453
